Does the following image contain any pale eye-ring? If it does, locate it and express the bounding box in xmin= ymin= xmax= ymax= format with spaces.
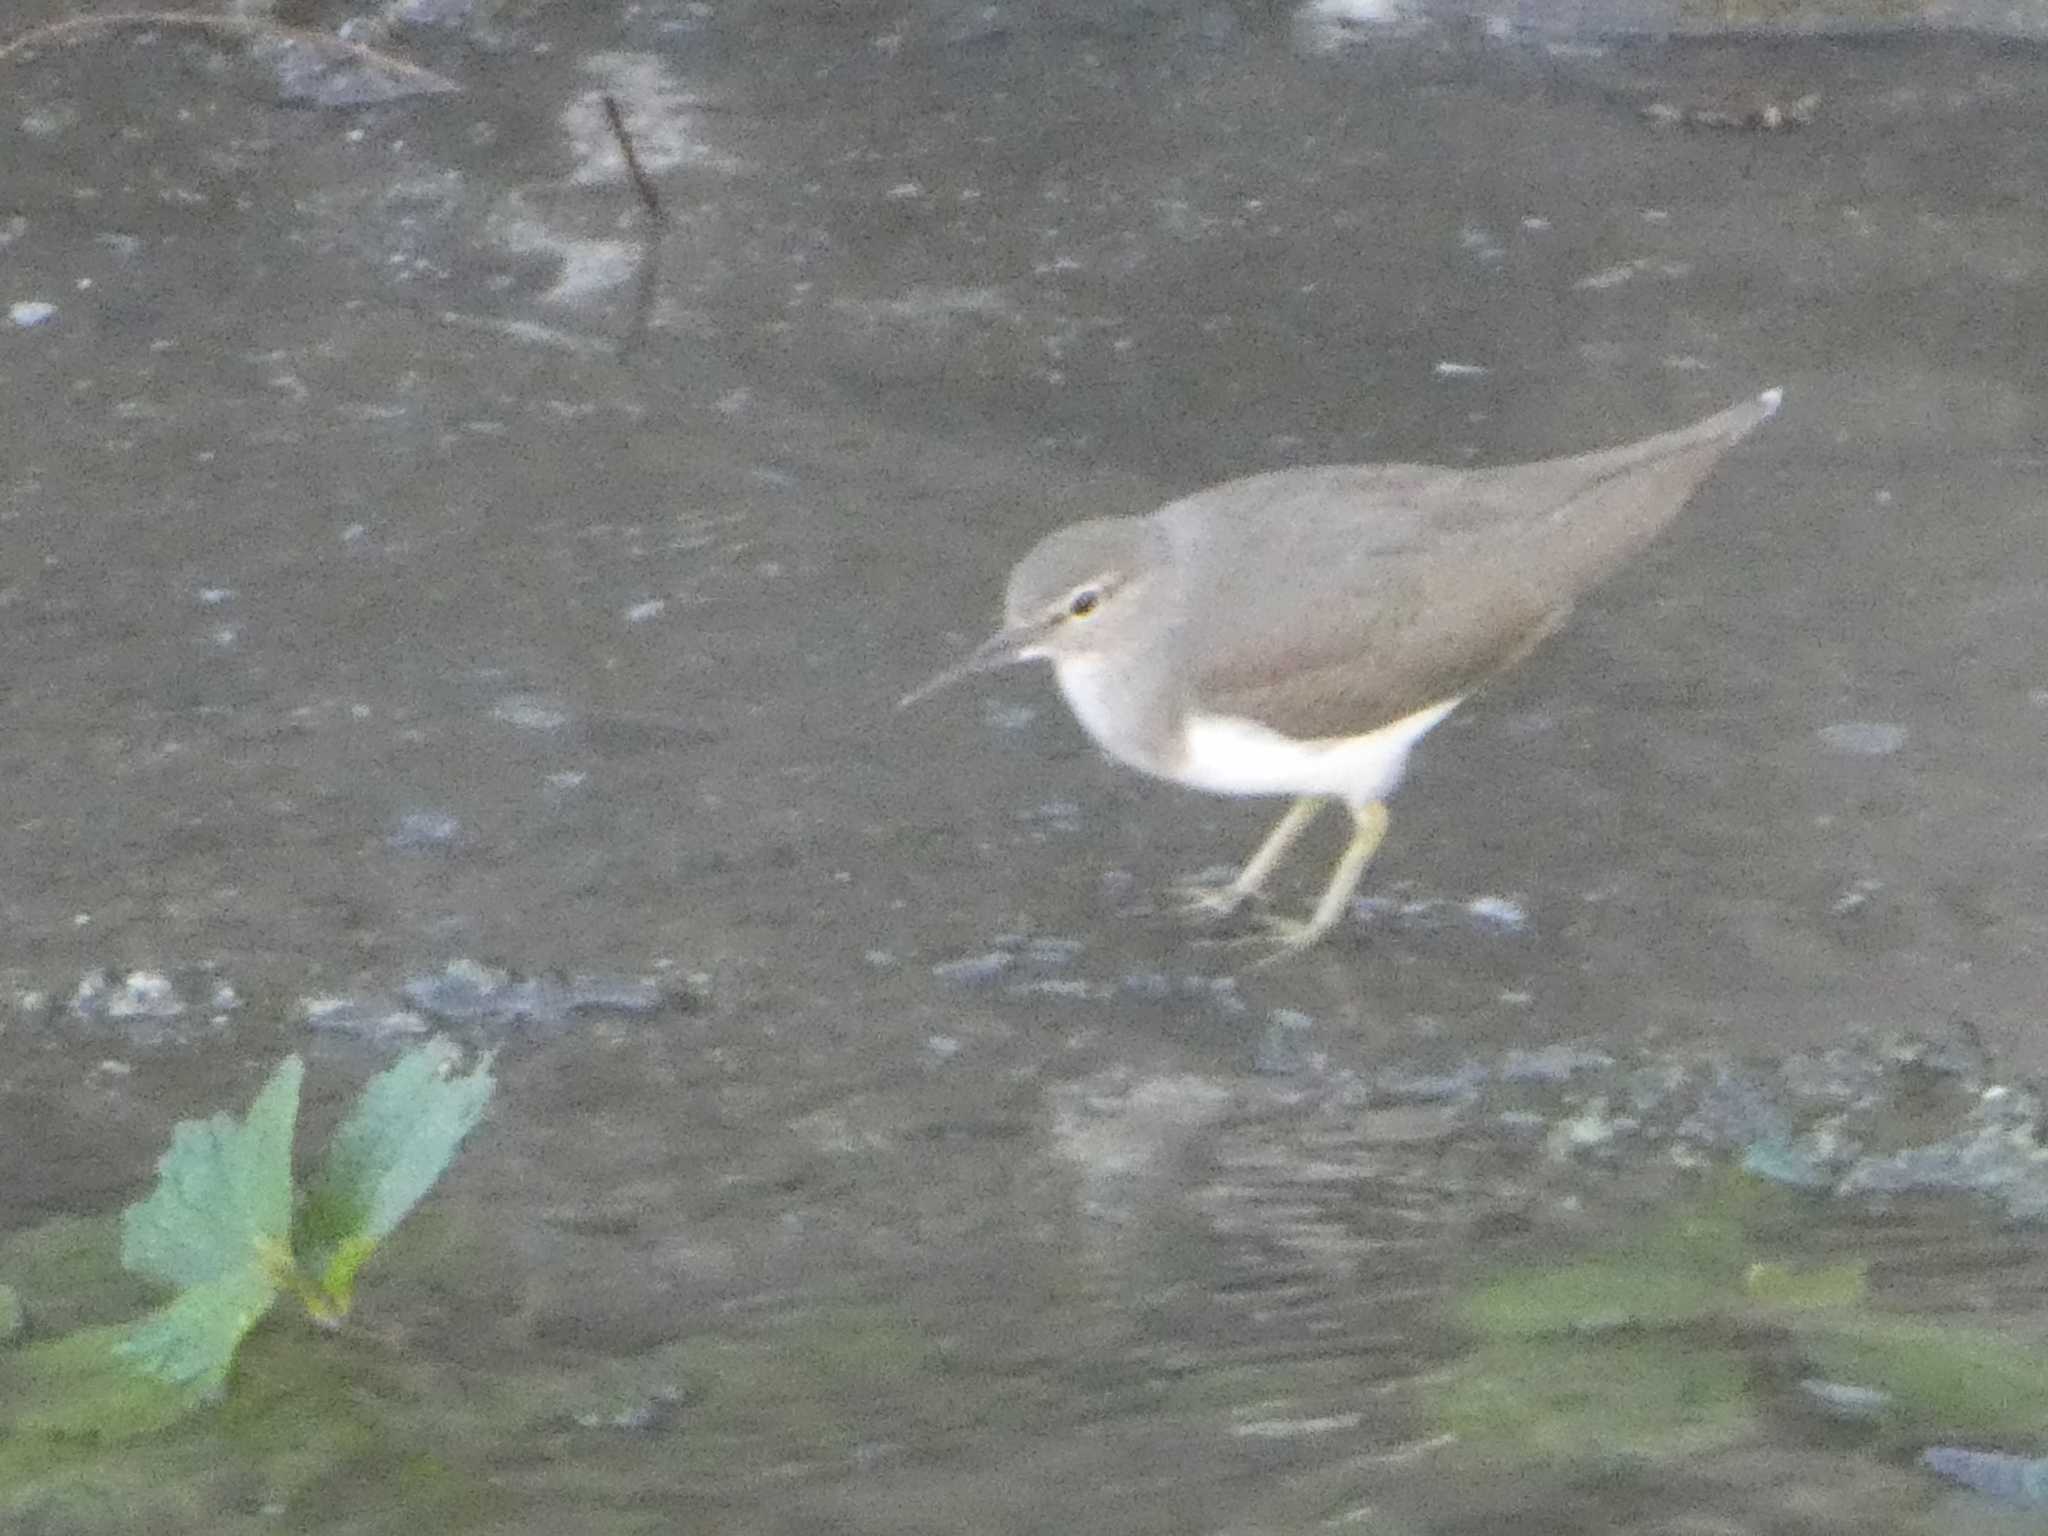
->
xmin=1067 ymin=588 xmax=1101 ymax=619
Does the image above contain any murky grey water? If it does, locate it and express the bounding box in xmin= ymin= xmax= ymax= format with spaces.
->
xmin=6 ymin=2 xmax=2048 ymax=1529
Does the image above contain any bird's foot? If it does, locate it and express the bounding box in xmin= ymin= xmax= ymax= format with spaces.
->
xmin=1170 ymin=876 xmax=1255 ymax=923
xmin=1224 ymin=910 xmax=1342 ymax=969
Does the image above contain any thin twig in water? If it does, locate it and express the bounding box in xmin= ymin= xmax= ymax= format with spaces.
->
xmin=601 ymin=92 xmax=668 ymax=352
xmin=602 ymin=93 xmax=666 ymax=225
xmin=0 ymin=11 xmax=458 ymax=98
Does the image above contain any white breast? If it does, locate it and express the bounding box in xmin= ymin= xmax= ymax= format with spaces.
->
xmin=1173 ymin=697 xmax=1461 ymax=805
xmin=1053 ymin=657 xmax=1179 ymax=776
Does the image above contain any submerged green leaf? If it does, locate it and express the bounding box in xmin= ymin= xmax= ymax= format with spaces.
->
xmin=115 ymin=1254 xmax=292 ymax=1391
xmin=112 ymin=1057 xmax=302 ymax=1387
xmin=295 ymin=1039 xmax=494 ymax=1316
xmin=14 ymin=1041 xmax=492 ymax=1434
xmin=6 ymin=1324 xmax=211 ymax=1441
xmin=119 ymin=1057 xmax=301 ymax=1294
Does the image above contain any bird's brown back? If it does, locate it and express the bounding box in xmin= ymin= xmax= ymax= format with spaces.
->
xmin=1159 ymin=394 xmax=1777 ymax=740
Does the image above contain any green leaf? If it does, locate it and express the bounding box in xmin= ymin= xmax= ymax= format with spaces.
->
xmin=6 ymin=1324 xmax=211 ymax=1441
xmin=115 ymin=1254 xmax=292 ymax=1391
xmin=113 ymin=1057 xmax=302 ymax=1385
xmin=294 ymin=1039 xmax=494 ymax=1318
xmin=119 ymin=1056 xmax=301 ymax=1293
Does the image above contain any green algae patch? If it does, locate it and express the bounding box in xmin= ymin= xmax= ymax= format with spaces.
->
xmin=1438 ymin=1332 xmax=1760 ymax=1462
xmin=1436 ymin=1171 xmax=2048 ymax=1469
xmin=1800 ymin=1317 xmax=2048 ymax=1444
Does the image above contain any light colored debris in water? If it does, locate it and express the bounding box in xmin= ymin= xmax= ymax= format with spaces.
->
xmin=491 ymin=694 xmax=571 ymax=730
xmin=1466 ymin=895 xmax=1526 ymax=930
xmin=570 ymin=52 xmax=736 ymax=186
xmin=252 ymin=28 xmax=460 ymax=106
xmin=302 ymin=996 xmax=430 ymax=1038
xmin=1922 ymin=1446 xmax=2048 ymax=1506
xmin=380 ymin=0 xmax=477 ymax=25
xmin=1499 ymin=1044 xmax=1613 ymax=1083
xmin=72 ymin=970 xmax=184 ymax=1023
xmin=1746 ymin=1137 xmax=1843 ymax=1189
xmin=1640 ymin=92 xmax=1821 ymax=132
xmin=1458 ymin=224 xmax=1505 ymax=265
xmin=493 ymin=211 xmax=643 ymax=305
xmin=1006 ymin=977 xmax=1112 ymax=1001
xmin=401 ymin=958 xmax=669 ymax=1028
xmin=1019 ymin=935 xmax=1085 ymax=966
xmin=1016 ymin=800 xmax=1083 ymax=833
xmin=1817 ymin=720 xmax=1908 ymax=756
xmin=0 ymin=14 xmax=459 ymax=106
xmin=1375 ymin=1062 xmax=1488 ymax=1101
xmin=1573 ymin=262 xmax=1639 ymax=291
xmin=1231 ymin=1410 xmax=1363 ymax=1438
xmin=1548 ymin=1097 xmax=1633 ymax=1155
xmin=931 ymin=952 xmax=1013 ymax=986
xmin=1293 ymin=0 xmax=1417 ymax=52
xmin=1799 ymin=1378 xmax=1892 ymax=1420
xmin=389 ymin=809 xmax=461 ymax=850
xmin=571 ymin=1386 xmax=686 ymax=1433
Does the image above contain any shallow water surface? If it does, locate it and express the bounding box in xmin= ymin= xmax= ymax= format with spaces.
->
xmin=4 ymin=3 xmax=2048 ymax=1530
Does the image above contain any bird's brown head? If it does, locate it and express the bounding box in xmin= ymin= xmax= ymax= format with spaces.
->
xmin=899 ymin=516 xmax=1166 ymax=708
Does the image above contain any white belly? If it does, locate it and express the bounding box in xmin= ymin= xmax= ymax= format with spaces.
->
xmin=1173 ymin=697 xmax=1461 ymax=805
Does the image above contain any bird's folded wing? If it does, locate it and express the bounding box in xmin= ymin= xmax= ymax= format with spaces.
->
xmin=1179 ymin=534 xmax=1565 ymax=740
xmin=1160 ymin=471 xmax=1558 ymax=739
xmin=1162 ymin=395 xmax=1773 ymax=741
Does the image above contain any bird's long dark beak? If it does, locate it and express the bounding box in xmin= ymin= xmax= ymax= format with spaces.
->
xmin=897 ymin=619 xmax=1052 ymax=709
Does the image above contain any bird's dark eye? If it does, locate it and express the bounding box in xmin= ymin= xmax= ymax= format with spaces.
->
xmin=1068 ymin=588 xmax=1101 ymax=619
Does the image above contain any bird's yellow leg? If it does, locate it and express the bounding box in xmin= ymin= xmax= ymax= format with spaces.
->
xmin=1243 ymin=799 xmax=1390 ymax=963
xmin=1175 ymin=796 xmax=1327 ymax=919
